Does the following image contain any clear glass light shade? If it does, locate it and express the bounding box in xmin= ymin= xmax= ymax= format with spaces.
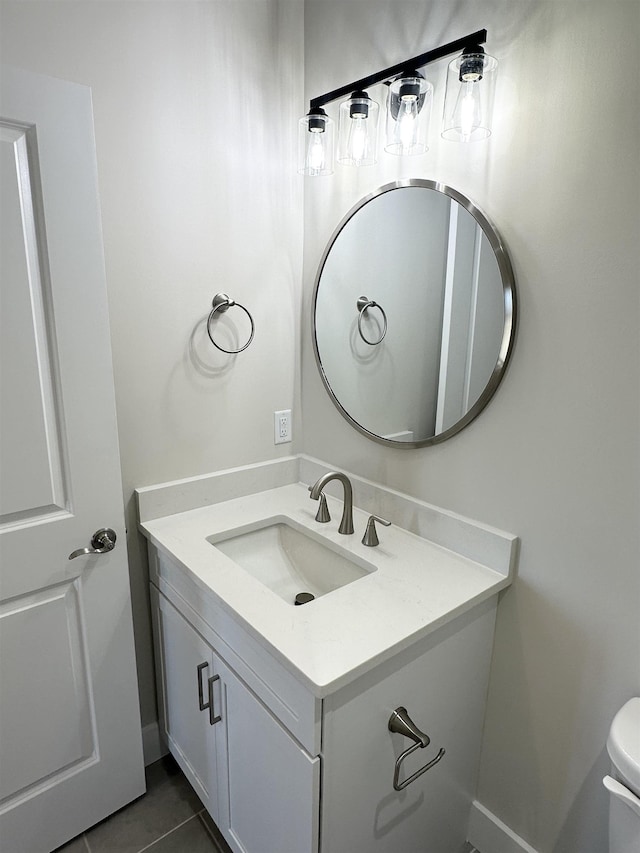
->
xmin=337 ymin=94 xmax=379 ymax=166
xmin=385 ymin=76 xmax=432 ymax=156
xmin=298 ymin=112 xmax=334 ymax=176
xmin=442 ymin=53 xmax=498 ymax=142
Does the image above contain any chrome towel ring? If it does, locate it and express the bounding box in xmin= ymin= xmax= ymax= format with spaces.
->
xmin=357 ymin=296 xmax=387 ymax=346
xmin=207 ymin=292 xmax=255 ymax=354
xmin=388 ymin=706 xmax=445 ymax=791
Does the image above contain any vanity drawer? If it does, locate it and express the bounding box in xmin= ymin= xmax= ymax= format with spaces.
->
xmin=149 ymin=545 xmax=322 ymax=756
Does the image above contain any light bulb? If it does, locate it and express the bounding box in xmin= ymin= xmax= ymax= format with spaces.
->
xmin=385 ymin=75 xmax=431 ymax=156
xmin=298 ymin=109 xmax=334 ymax=175
xmin=456 ymin=80 xmax=482 ymax=141
xmin=442 ymin=50 xmax=497 ymax=142
xmin=338 ymin=92 xmax=379 ymax=166
xmin=397 ymin=96 xmax=419 ymax=151
xmin=348 ymin=116 xmax=367 ymax=163
xmin=307 ymin=130 xmax=326 ymax=174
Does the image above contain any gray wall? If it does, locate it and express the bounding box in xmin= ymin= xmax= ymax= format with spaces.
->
xmin=2 ymin=2 xmax=639 ymax=852
xmin=301 ymin=2 xmax=640 ymax=852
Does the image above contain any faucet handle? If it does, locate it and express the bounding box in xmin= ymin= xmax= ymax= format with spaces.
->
xmin=314 ymin=493 xmax=331 ymax=523
xmin=308 ymin=484 xmax=331 ymax=523
xmin=362 ymin=515 xmax=391 ymax=547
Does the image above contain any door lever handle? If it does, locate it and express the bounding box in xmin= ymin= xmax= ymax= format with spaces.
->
xmin=69 ymin=527 xmax=117 ymax=560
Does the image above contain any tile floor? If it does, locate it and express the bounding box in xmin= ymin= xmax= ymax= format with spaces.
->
xmin=55 ymin=755 xmax=480 ymax=853
xmin=55 ymin=756 xmax=230 ymax=853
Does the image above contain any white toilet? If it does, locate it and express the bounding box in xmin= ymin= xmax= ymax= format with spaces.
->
xmin=604 ymin=697 xmax=640 ymax=853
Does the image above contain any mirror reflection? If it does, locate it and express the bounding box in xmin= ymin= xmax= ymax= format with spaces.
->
xmin=312 ymin=181 xmax=516 ymax=446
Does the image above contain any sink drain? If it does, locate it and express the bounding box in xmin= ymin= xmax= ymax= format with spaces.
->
xmin=294 ymin=592 xmax=315 ymax=606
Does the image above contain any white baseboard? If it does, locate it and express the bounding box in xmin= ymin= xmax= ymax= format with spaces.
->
xmin=142 ymin=721 xmax=168 ymax=766
xmin=468 ymin=800 xmax=539 ymax=853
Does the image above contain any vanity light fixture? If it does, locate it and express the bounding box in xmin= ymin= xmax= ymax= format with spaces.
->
xmin=298 ymin=29 xmax=496 ymax=175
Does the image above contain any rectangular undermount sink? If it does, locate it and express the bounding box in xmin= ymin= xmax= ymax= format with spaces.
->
xmin=208 ymin=516 xmax=376 ymax=605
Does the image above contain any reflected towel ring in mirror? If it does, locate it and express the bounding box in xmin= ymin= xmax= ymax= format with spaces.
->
xmin=207 ymin=292 xmax=255 ymax=354
xmin=357 ymin=296 xmax=387 ymax=346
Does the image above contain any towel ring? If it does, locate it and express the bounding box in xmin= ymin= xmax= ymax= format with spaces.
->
xmin=357 ymin=296 xmax=387 ymax=346
xmin=388 ymin=706 xmax=445 ymax=791
xmin=207 ymin=292 xmax=255 ymax=354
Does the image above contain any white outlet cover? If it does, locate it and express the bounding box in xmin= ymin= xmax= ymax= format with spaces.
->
xmin=274 ymin=410 xmax=292 ymax=444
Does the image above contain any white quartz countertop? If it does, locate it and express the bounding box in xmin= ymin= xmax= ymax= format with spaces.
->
xmin=140 ymin=482 xmax=510 ymax=695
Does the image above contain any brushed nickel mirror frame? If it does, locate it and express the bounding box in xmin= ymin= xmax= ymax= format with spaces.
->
xmin=311 ymin=179 xmax=517 ymax=448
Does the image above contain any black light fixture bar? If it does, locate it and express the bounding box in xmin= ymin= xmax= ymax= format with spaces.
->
xmin=309 ymin=29 xmax=487 ymax=111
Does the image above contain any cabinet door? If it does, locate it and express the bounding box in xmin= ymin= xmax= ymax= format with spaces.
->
xmin=216 ymin=657 xmax=320 ymax=853
xmin=152 ymin=589 xmax=222 ymax=822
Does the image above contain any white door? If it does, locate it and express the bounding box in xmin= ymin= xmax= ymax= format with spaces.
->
xmin=0 ymin=66 xmax=145 ymax=852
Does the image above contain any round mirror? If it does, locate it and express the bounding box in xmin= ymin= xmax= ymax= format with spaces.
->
xmin=312 ymin=180 xmax=517 ymax=447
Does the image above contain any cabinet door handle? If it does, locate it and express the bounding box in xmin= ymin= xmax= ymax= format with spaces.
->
xmin=197 ymin=662 xmax=210 ymax=712
xmin=207 ymin=674 xmax=221 ymax=725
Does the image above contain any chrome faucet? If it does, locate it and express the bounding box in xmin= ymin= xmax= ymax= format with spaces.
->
xmin=309 ymin=471 xmax=354 ymax=534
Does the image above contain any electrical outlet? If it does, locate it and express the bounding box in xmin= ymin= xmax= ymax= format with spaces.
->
xmin=274 ymin=409 xmax=292 ymax=444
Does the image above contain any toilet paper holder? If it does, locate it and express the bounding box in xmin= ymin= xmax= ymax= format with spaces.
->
xmin=388 ymin=706 xmax=445 ymax=791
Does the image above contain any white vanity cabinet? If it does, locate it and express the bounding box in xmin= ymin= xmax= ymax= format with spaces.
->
xmin=218 ymin=652 xmax=319 ymax=853
xmin=138 ymin=465 xmax=517 ymax=852
xmin=148 ymin=542 xmax=500 ymax=853
xmin=150 ymin=582 xmax=320 ymax=853
xmin=319 ymin=602 xmax=497 ymax=853
xmin=150 ymin=586 xmax=223 ymax=823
